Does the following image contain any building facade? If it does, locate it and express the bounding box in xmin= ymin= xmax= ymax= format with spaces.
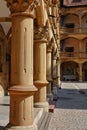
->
xmin=59 ymin=0 xmax=87 ymax=82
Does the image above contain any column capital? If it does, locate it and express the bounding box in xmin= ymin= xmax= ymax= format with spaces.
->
xmin=5 ymin=0 xmax=39 ymax=15
xmin=47 ymin=39 xmax=54 ymax=52
xmin=47 ymin=44 xmax=53 ymax=52
xmin=44 ymin=0 xmax=59 ymax=5
xmin=34 ymin=26 xmax=49 ymax=41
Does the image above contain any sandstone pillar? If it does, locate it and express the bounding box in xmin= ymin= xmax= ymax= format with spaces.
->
xmin=34 ymin=27 xmax=49 ymax=111
xmin=57 ymin=61 xmax=61 ymax=88
xmin=52 ymin=56 xmax=57 ymax=86
xmin=46 ymin=45 xmax=53 ymax=101
xmin=5 ymin=1 xmax=37 ymax=130
xmin=79 ymin=63 xmax=83 ymax=82
xmin=52 ymin=55 xmax=58 ymax=96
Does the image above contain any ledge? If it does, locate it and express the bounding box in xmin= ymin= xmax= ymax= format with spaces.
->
xmin=34 ymin=80 xmax=49 ymax=87
xmin=8 ymin=85 xmax=37 ymax=94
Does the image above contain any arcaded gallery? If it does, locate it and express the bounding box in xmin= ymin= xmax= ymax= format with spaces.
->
xmin=0 ymin=0 xmax=87 ymax=129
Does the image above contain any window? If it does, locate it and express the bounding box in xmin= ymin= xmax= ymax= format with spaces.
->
xmin=65 ymin=47 xmax=74 ymax=52
xmin=65 ymin=23 xmax=75 ymax=28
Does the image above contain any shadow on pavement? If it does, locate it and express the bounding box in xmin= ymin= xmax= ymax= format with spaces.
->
xmin=56 ymin=88 xmax=87 ymax=110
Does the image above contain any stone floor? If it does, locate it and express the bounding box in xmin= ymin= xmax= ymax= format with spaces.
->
xmin=1 ymin=82 xmax=87 ymax=130
xmin=48 ymin=82 xmax=87 ymax=130
xmin=0 ymin=96 xmax=9 ymax=130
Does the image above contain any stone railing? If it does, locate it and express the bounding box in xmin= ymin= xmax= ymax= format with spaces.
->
xmin=60 ymin=27 xmax=87 ymax=34
xmin=59 ymin=52 xmax=87 ymax=58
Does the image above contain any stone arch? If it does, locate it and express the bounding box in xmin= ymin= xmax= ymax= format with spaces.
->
xmin=60 ymin=37 xmax=79 ymax=52
xmin=0 ymin=24 xmax=5 ymax=39
xmin=60 ymin=61 xmax=79 ymax=81
xmin=0 ymin=24 xmax=11 ymax=96
xmin=61 ymin=13 xmax=80 ymax=28
xmin=81 ymin=13 xmax=87 ymax=28
xmin=82 ymin=37 xmax=87 ymax=53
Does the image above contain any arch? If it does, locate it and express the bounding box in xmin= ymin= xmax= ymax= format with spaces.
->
xmin=0 ymin=24 xmax=5 ymax=40
xmin=60 ymin=61 xmax=79 ymax=81
xmin=61 ymin=13 xmax=80 ymax=27
xmin=81 ymin=13 xmax=87 ymax=28
xmin=60 ymin=37 xmax=79 ymax=52
xmin=82 ymin=38 xmax=87 ymax=52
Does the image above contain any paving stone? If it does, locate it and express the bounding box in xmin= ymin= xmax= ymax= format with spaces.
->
xmin=48 ymin=82 xmax=87 ymax=130
xmin=1 ymin=82 xmax=87 ymax=130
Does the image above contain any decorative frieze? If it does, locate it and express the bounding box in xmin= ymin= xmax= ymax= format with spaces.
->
xmin=47 ymin=37 xmax=54 ymax=52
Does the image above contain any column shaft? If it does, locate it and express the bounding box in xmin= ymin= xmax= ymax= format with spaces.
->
xmin=79 ymin=63 xmax=82 ymax=82
xmin=52 ymin=57 xmax=57 ymax=86
xmin=57 ymin=61 xmax=61 ymax=87
xmin=11 ymin=16 xmax=33 ymax=85
xmin=34 ymin=39 xmax=48 ymax=110
xmin=46 ymin=49 xmax=53 ymax=100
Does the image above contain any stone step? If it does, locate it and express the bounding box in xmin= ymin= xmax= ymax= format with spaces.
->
xmin=34 ymin=108 xmax=47 ymax=129
xmin=39 ymin=112 xmax=52 ymax=130
xmin=34 ymin=108 xmax=52 ymax=130
xmin=43 ymin=113 xmax=52 ymax=130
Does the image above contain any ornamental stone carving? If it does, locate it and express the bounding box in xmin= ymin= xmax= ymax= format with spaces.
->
xmin=47 ymin=37 xmax=54 ymax=51
xmin=5 ymin=0 xmax=39 ymax=13
xmin=34 ymin=26 xmax=49 ymax=40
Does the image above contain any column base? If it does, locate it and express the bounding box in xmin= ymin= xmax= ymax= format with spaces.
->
xmin=52 ymin=86 xmax=58 ymax=96
xmin=34 ymin=102 xmax=49 ymax=112
xmin=47 ymin=93 xmax=53 ymax=101
xmin=79 ymin=80 xmax=82 ymax=82
xmin=5 ymin=123 xmax=38 ymax=130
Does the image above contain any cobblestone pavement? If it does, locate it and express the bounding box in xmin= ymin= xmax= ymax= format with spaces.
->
xmin=48 ymin=82 xmax=87 ymax=130
xmin=1 ymin=82 xmax=87 ymax=130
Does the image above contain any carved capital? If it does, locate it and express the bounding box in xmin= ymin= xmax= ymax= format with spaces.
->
xmin=44 ymin=0 xmax=58 ymax=5
xmin=53 ymin=44 xmax=58 ymax=57
xmin=47 ymin=38 xmax=54 ymax=52
xmin=5 ymin=0 xmax=39 ymax=13
xmin=52 ymin=0 xmax=59 ymax=4
xmin=34 ymin=26 xmax=49 ymax=40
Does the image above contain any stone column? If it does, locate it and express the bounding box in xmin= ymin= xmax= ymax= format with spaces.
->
xmin=5 ymin=1 xmax=37 ymax=130
xmin=79 ymin=63 xmax=83 ymax=82
xmin=46 ymin=44 xmax=53 ymax=101
xmin=34 ymin=27 xmax=49 ymax=111
xmin=57 ymin=61 xmax=61 ymax=88
xmin=52 ymin=56 xmax=57 ymax=86
xmin=52 ymin=54 xmax=58 ymax=96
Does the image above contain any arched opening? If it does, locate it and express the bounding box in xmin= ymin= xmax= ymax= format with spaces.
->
xmin=0 ymin=24 xmax=11 ymax=96
xmin=81 ymin=14 xmax=87 ymax=28
xmin=60 ymin=14 xmax=79 ymax=33
xmin=60 ymin=37 xmax=79 ymax=52
xmin=61 ymin=61 xmax=79 ymax=81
